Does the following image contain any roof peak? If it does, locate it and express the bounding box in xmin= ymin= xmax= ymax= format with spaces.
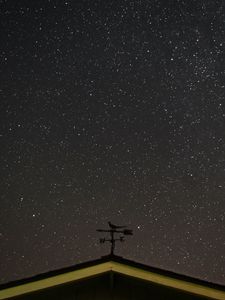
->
xmin=1 ymin=254 xmax=225 ymax=293
xmin=1 ymin=255 xmax=225 ymax=300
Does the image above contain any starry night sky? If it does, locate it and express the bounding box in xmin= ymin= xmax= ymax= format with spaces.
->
xmin=1 ymin=0 xmax=225 ymax=285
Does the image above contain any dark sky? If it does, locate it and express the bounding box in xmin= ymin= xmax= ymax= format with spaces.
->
xmin=1 ymin=0 xmax=225 ymax=285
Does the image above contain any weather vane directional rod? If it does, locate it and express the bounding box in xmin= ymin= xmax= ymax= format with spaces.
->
xmin=97 ymin=222 xmax=133 ymax=255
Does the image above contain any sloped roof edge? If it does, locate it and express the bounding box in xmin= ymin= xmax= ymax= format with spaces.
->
xmin=0 ymin=255 xmax=225 ymax=300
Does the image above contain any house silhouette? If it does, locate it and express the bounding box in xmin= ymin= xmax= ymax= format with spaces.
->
xmin=0 ymin=255 xmax=225 ymax=299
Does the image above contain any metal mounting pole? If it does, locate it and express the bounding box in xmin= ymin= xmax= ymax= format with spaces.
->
xmin=110 ymin=230 xmax=115 ymax=255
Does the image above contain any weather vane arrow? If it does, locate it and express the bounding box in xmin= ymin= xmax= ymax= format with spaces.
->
xmin=97 ymin=221 xmax=133 ymax=255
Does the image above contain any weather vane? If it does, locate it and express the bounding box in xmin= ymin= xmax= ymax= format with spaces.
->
xmin=97 ymin=222 xmax=133 ymax=255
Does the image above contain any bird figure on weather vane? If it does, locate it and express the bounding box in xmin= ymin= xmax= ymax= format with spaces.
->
xmin=97 ymin=222 xmax=133 ymax=255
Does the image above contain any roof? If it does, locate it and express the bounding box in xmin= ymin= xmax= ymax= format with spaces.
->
xmin=0 ymin=255 xmax=225 ymax=299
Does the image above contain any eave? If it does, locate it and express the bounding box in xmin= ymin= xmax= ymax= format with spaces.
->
xmin=0 ymin=255 xmax=225 ymax=299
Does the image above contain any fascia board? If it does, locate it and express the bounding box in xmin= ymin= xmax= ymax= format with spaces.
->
xmin=1 ymin=261 xmax=225 ymax=300
xmin=0 ymin=262 xmax=112 ymax=299
xmin=110 ymin=261 xmax=225 ymax=300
